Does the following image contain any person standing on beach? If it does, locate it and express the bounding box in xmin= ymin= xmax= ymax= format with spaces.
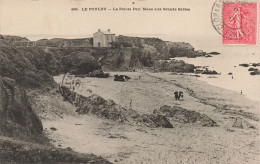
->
xmin=179 ymin=91 xmax=184 ymax=99
xmin=174 ymin=91 xmax=179 ymax=100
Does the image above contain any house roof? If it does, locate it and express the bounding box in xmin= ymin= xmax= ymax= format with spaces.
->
xmin=94 ymin=30 xmax=115 ymax=35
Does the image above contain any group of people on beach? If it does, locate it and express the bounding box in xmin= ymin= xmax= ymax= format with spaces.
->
xmin=174 ymin=91 xmax=184 ymax=100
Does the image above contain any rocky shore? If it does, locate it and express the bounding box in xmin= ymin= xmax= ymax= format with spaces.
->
xmin=239 ymin=63 xmax=260 ymax=75
xmin=58 ymin=84 xmax=217 ymax=128
xmin=59 ymin=86 xmax=173 ymax=128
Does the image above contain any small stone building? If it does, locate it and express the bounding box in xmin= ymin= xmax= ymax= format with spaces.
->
xmin=93 ymin=29 xmax=115 ymax=47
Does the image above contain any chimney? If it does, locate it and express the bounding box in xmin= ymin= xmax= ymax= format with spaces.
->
xmin=108 ymin=29 xmax=110 ymax=32
xmin=98 ymin=29 xmax=101 ymax=32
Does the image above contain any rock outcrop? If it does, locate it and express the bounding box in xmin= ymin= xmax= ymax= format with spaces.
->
xmin=0 ymin=76 xmax=43 ymax=141
xmin=250 ymin=70 xmax=260 ymax=75
xmin=238 ymin=63 xmax=260 ymax=75
xmin=3 ymin=34 xmax=202 ymax=60
xmin=116 ymin=35 xmax=205 ymax=59
xmin=153 ymin=105 xmax=217 ymax=127
xmin=248 ymin=68 xmax=258 ymax=72
xmin=59 ymin=86 xmax=173 ymax=128
xmin=154 ymin=60 xmax=195 ymax=73
xmin=232 ymin=117 xmax=255 ymax=129
xmin=0 ymin=43 xmax=101 ymax=87
xmin=1 ymin=34 xmax=199 ymax=75
xmin=0 ymin=45 xmax=56 ymax=88
xmin=239 ymin=63 xmax=249 ymax=67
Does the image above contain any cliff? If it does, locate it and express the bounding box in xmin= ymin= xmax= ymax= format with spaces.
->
xmin=1 ymin=34 xmax=199 ymax=75
xmin=0 ymin=34 xmax=200 ymax=90
xmin=0 ymin=46 xmax=56 ymax=88
xmin=0 ymin=76 xmax=43 ymax=142
xmin=116 ymin=35 xmax=205 ymax=58
xmin=0 ymin=38 xmax=101 ymax=87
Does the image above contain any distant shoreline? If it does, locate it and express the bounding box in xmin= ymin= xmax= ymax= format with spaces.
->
xmin=174 ymin=55 xmax=260 ymax=102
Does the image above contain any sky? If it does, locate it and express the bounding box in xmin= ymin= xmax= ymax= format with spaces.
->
xmin=0 ymin=0 xmax=259 ymax=52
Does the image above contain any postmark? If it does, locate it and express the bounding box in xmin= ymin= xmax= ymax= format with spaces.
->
xmin=211 ymin=0 xmax=223 ymax=35
xmin=222 ymin=2 xmax=257 ymax=45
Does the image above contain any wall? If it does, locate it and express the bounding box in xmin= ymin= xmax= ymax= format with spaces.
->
xmin=104 ymin=34 xmax=115 ymax=47
xmin=93 ymin=32 xmax=115 ymax=47
xmin=93 ymin=31 xmax=106 ymax=47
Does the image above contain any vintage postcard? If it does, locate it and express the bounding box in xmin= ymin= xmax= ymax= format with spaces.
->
xmin=0 ymin=0 xmax=259 ymax=163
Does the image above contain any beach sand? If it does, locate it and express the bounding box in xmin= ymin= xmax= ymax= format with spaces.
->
xmin=31 ymin=72 xmax=259 ymax=163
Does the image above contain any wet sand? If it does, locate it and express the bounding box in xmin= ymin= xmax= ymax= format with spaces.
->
xmin=31 ymin=72 xmax=259 ymax=163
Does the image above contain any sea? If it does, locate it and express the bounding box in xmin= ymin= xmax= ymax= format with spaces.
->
xmin=174 ymin=52 xmax=260 ymax=102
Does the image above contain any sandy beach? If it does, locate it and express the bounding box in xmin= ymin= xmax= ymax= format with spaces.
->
xmin=30 ymin=72 xmax=259 ymax=163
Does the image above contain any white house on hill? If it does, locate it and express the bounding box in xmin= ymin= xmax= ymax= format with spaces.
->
xmin=93 ymin=29 xmax=115 ymax=47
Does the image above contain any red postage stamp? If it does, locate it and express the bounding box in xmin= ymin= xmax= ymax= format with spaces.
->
xmin=222 ymin=2 xmax=257 ymax=45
